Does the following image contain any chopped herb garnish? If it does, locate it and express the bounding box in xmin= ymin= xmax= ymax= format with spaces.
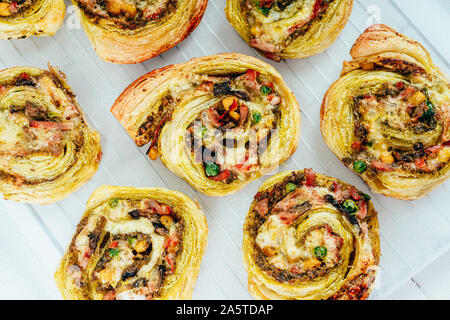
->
xmin=205 ymin=162 xmax=220 ymax=177
xmin=343 ymin=199 xmax=358 ymax=214
xmin=285 ymin=182 xmax=297 ymax=193
xmin=360 ymin=192 xmax=371 ymax=200
xmin=255 ymin=1 xmax=271 ymax=15
xmin=353 ymin=160 xmax=367 ymax=173
xmin=314 ymin=246 xmax=328 ymax=259
xmin=252 ymin=112 xmax=262 ymax=124
xmin=260 ymin=85 xmax=272 ymax=95
xmin=108 ymin=198 xmax=119 ymax=208
xmin=419 ymin=100 xmax=435 ymax=121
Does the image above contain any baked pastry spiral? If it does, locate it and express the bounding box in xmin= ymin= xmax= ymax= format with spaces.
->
xmin=321 ymin=24 xmax=450 ymax=200
xmin=55 ymin=186 xmax=208 ymax=300
xmin=72 ymin=0 xmax=208 ymax=64
xmin=225 ymin=0 xmax=353 ymax=61
xmin=243 ymin=169 xmax=380 ymax=300
xmin=0 ymin=66 xmax=102 ymax=204
xmin=111 ymin=53 xmax=300 ymax=196
xmin=0 ymin=0 xmax=65 ymax=39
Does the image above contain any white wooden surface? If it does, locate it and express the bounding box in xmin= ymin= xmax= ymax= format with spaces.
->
xmin=0 ymin=0 xmax=449 ymax=300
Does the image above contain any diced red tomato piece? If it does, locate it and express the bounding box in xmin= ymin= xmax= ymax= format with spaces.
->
xmin=209 ymin=169 xmax=231 ymax=182
xmin=109 ymin=241 xmax=118 ymax=249
xmin=305 ymin=168 xmax=316 ymax=186
xmin=349 ymin=188 xmax=362 ymax=201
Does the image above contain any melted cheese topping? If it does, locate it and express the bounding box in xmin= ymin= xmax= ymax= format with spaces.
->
xmin=256 ymin=211 xmax=342 ymax=272
xmin=250 ymin=0 xmax=315 ymax=50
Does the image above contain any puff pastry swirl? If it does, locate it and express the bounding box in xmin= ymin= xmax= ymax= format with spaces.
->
xmin=111 ymin=53 xmax=301 ymax=196
xmin=55 ymin=186 xmax=208 ymax=300
xmin=0 ymin=0 xmax=65 ymax=39
xmin=0 ymin=66 xmax=102 ymax=204
xmin=72 ymin=0 xmax=208 ymax=64
xmin=243 ymin=169 xmax=380 ymax=300
xmin=225 ymin=0 xmax=353 ymax=61
xmin=321 ymin=24 xmax=450 ymax=200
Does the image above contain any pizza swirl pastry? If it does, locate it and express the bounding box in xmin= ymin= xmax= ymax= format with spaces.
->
xmin=0 ymin=66 xmax=102 ymax=204
xmin=225 ymin=0 xmax=353 ymax=61
xmin=55 ymin=186 xmax=208 ymax=300
xmin=321 ymin=24 xmax=450 ymax=200
xmin=111 ymin=53 xmax=300 ymax=196
xmin=0 ymin=0 xmax=65 ymax=39
xmin=243 ymin=169 xmax=380 ymax=300
xmin=72 ymin=0 xmax=208 ymax=63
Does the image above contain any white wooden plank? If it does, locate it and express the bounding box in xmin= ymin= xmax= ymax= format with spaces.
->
xmin=0 ymin=0 xmax=448 ymax=300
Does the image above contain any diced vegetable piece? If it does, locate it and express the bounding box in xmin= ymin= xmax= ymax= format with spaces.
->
xmin=160 ymin=215 xmax=173 ymax=229
xmin=0 ymin=3 xmax=11 ymax=16
xmin=205 ymin=163 xmax=220 ymax=177
xmin=199 ymin=126 xmax=207 ymax=136
xmin=313 ymin=246 xmax=328 ymax=259
xmin=148 ymin=147 xmax=159 ymax=160
xmin=109 ymin=248 xmax=120 ymax=258
xmin=408 ymin=91 xmax=426 ymax=105
xmin=260 ymin=85 xmax=272 ymax=95
xmin=108 ymin=241 xmax=118 ymax=249
xmin=222 ymin=97 xmax=238 ymax=110
xmin=285 ymin=182 xmax=297 ymax=193
xmin=343 ymin=199 xmax=358 ymax=214
xmin=360 ymin=192 xmax=371 ymax=200
xmin=134 ymin=240 xmax=149 ymax=253
xmin=353 ymin=160 xmax=367 ymax=173
xmin=229 ymin=110 xmax=240 ymax=121
xmin=380 ymin=152 xmax=394 ymax=164
xmin=252 ymin=112 xmax=262 ymax=124
xmin=99 ymin=269 xmax=115 ymax=284
xmin=419 ymin=100 xmax=435 ymax=121
xmin=128 ymin=237 xmax=137 ymax=247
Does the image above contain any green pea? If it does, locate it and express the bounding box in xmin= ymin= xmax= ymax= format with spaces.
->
xmin=314 ymin=246 xmax=328 ymax=259
xmin=343 ymin=199 xmax=359 ymax=214
xmin=285 ymin=183 xmax=297 ymax=193
xmin=205 ymin=163 xmax=220 ymax=177
xmin=252 ymin=112 xmax=262 ymax=124
xmin=353 ymin=160 xmax=367 ymax=173
xmin=260 ymin=85 xmax=272 ymax=95
xmin=109 ymin=248 xmax=120 ymax=258
xmin=108 ymin=198 xmax=119 ymax=208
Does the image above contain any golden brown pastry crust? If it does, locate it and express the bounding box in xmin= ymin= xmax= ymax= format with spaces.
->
xmin=0 ymin=0 xmax=65 ymax=39
xmin=0 ymin=65 xmax=102 ymax=204
xmin=225 ymin=0 xmax=353 ymax=61
xmin=321 ymin=24 xmax=450 ymax=200
xmin=243 ymin=169 xmax=380 ymax=300
xmin=111 ymin=53 xmax=301 ymax=196
xmin=55 ymin=186 xmax=208 ymax=300
xmin=73 ymin=0 xmax=208 ymax=64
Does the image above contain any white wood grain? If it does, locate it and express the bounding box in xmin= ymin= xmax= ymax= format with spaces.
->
xmin=0 ymin=0 xmax=448 ymax=300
